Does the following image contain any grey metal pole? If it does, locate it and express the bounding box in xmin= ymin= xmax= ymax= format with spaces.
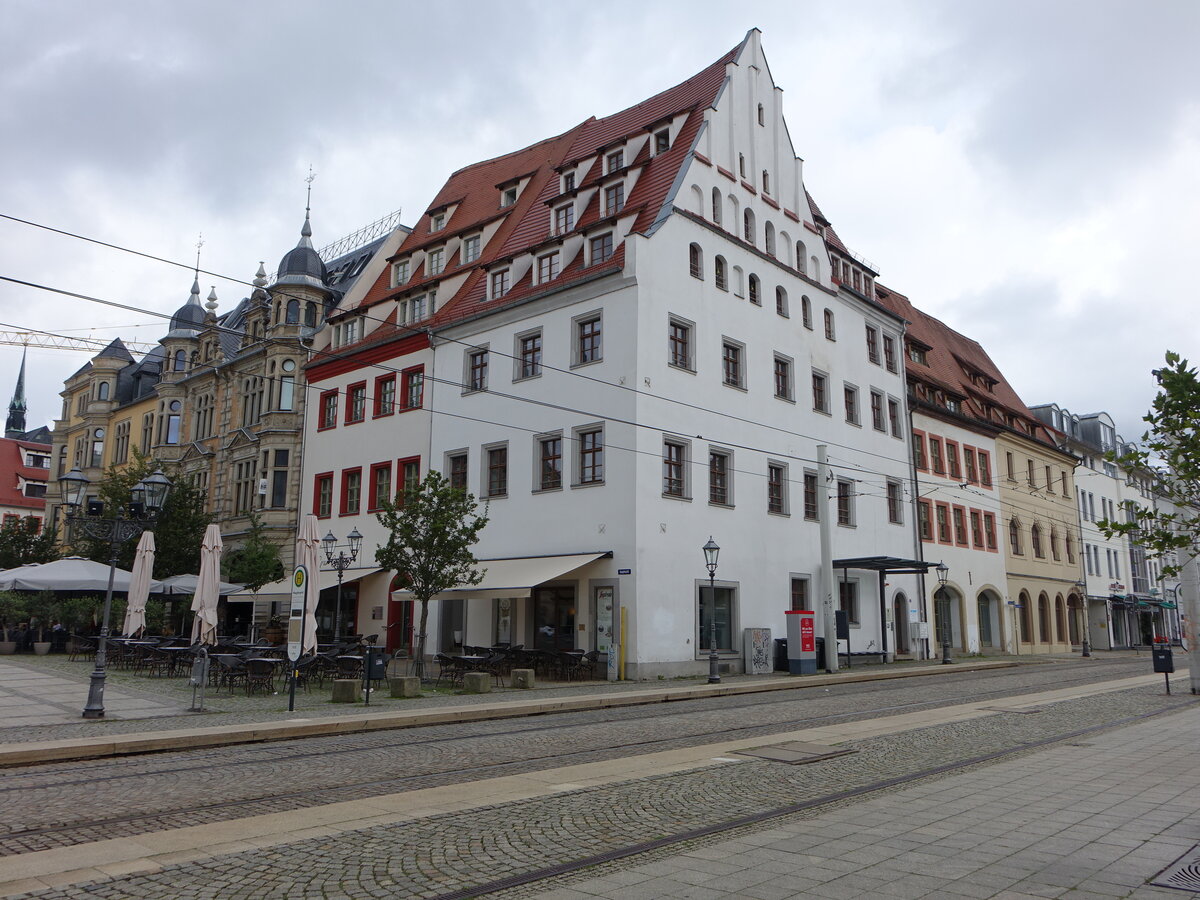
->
xmin=817 ymin=444 xmax=838 ymax=673
xmin=333 ymin=561 xmax=344 ymax=641
xmin=82 ymin=530 xmax=120 ymax=719
xmin=708 ymin=571 xmax=720 ymax=684
xmin=940 ymin=589 xmax=952 ymax=664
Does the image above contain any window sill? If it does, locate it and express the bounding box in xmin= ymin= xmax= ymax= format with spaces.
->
xmin=571 ymin=358 xmax=603 ymax=370
xmin=837 ymin=522 xmax=857 ymax=529
xmin=709 ymin=501 xmax=734 ymax=510
xmin=532 ymin=485 xmax=564 ymax=494
xmin=371 ymin=411 xmax=395 ymax=419
xmin=768 ymin=510 xmax=790 ymax=518
xmin=513 ymin=373 xmax=543 ymax=383
xmin=813 ymin=408 xmax=831 ymax=416
xmin=572 ymin=480 xmax=605 ymax=489
xmin=486 ymin=493 xmax=508 ymax=500
xmin=846 ymin=420 xmax=862 ymax=428
xmin=668 ymin=362 xmax=696 ymax=375
xmin=723 ymin=382 xmax=747 ymax=392
xmin=662 ymin=493 xmax=692 ymax=502
xmin=775 ymin=395 xmax=795 ymax=404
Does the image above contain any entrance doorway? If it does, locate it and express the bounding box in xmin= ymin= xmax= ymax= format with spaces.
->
xmin=978 ymin=594 xmax=994 ymax=647
xmin=893 ymin=594 xmax=909 ymax=654
xmin=533 ymin=586 xmax=576 ymax=650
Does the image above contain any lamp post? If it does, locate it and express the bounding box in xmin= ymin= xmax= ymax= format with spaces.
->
xmin=1075 ymin=579 xmax=1091 ymax=658
xmin=702 ymin=537 xmax=720 ymax=684
xmin=58 ymin=466 xmax=171 ymax=719
xmin=323 ymin=528 xmax=362 ymax=641
xmin=936 ymin=561 xmax=952 ymax=664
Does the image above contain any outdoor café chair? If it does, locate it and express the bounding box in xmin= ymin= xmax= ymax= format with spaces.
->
xmin=244 ymin=658 xmax=276 ymax=696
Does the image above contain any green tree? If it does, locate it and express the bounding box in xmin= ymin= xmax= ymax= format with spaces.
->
xmin=71 ymin=450 xmax=211 ymax=577
xmin=0 ymin=516 xmax=60 ymax=569
xmin=374 ymin=470 xmax=488 ymax=679
xmin=222 ymin=510 xmax=284 ymax=595
xmin=1100 ymin=352 xmax=1200 ymax=576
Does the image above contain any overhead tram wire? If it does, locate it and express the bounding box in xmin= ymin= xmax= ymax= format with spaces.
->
xmin=0 ymin=271 xmax=919 ymax=488
xmin=0 ymin=211 xmax=932 ymax=477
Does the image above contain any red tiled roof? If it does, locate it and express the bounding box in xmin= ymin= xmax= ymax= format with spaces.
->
xmin=0 ymin=437 xmax=48 ymax=513
xmin=351 ymin=37 xmax=744 ymax=337
xmin=873 ymin=284 xmax=1060 ymax=447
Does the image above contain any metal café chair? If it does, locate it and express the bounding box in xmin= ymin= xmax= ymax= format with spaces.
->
xmin=244 ymin=658 xmax=276 ymax=696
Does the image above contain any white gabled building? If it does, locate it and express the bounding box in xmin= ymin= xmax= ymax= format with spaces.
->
xmin=302 ymin=30 xmax=921 ymax=675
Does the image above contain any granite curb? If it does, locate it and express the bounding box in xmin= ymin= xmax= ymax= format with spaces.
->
xmin=0 ymin=660 xmax=1019 ymax=767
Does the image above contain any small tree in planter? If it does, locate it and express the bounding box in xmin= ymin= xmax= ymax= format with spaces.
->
xmin=0 ymin=592 xmax=28 ymax=651
xmin=25 ymin=591 xmax=60 ymax=653
xmin=222 ymin=510 xmax=284 ymax=638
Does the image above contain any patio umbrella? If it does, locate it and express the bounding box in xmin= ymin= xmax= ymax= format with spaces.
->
xmin=295 ymin=514 xmax=322 ymax=654
xmin=122 ymin=532 xmax=155 ymax=637
xmin=156 ymin=573 xmax=243 ymax=596
xmin=190 ymin=524 xmax=223 ymax=645
xmin=0 ymin=557 xmax=164 ymax=593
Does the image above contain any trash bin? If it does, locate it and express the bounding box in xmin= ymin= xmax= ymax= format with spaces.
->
xmin=774 ymin=638 xmax=788 ymax=672
xmin=815 ymin=637 xmax=825 ymax=669
xmin=1152 ymin=644 xmax=1174 ymax=673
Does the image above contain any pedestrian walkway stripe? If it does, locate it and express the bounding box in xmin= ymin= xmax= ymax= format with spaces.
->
xmin=428 ymin=703 xmax=1197 ymax=900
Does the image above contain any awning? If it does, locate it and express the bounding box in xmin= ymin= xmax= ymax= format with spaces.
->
xmin=392 ymin=552 xmax=611 ymax=602
xmin=226 ymin=567 xmax=383 ymax=602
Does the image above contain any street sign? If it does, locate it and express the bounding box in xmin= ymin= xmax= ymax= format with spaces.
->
xmin=287 ymin=565 xmax=308 ymax=663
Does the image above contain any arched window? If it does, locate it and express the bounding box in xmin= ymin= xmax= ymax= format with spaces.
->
xmin=731 ymin=265 xmax=744 ymax=297
xmin=711 ymin=187 xmax=722 ymax=225
xmin=1037 ymin=594 xmax=1051 ymax=642
xmin=1065 ymin=532 xmax=1076 ymax=564
xmin=1019 ymin=591 xmax=1033 ymax=641
xmin=738 ymin=153 xmax=746 ymax=178
xmin=285 ymin=299 xmax=300 ymax=325
xmin=96 ymin=381 xmax=110 ymax=400
xmin=1031 ymin=523 xmax=1044 ymax=558
xmin=1055 ymin=596 xmax=1068 ymax=641
xmin=810 ymin=256 xmax=821 ymax=280
xmin=690 ymin=184 xmax=704 ymax=215
xmin=305 ymin=302 xmax=317 ymax=327
xmin=796 ymin=241 xmax=808 ymax=274
xmin=1050 ymin=526 xmax=1060 ymax=560
xmin=743 ymin=209 xmax=755 ymax=245
xmin=748 ymin=274 xmax=760 ymax=306
xmin=173 ymin=350 xmax=186 ymax=372
xmin=757 ymin=103 xmax=765 ymax=126
xmin=775 ymin=286 xmax=788 ymax=318
xmin=1009 ymin=518 xmax=1023 ymax=555
xmin=823 ymin=308 xmax=835 ymax=340
xmin=714 ymin=256 xmax=728 ymax=291
xmin=689 ymin=243 xmax=703 ymax=279
xmin=762 ymin=169 xmax=770 ymax=194
xmin=801 ymin=296 xmax=812 ymax=329
xmin=764 ymin=221 xmax=775 ymax=257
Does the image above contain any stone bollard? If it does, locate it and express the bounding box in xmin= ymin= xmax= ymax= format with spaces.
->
xmin=389 ymin=676 xmax=422 ymax=698
xmin=331 ymin=679 xmax=359 ymax=703
xmin=510 ymin=668 xmax=535 ymax=689
xmin=462 ymin=671 xmax=491 ymax=693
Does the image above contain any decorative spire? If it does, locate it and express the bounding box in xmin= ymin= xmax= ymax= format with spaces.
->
xmin=205 ymin=286 xmax=219 ymax=314
xmin=298 ymin=168 xmax=316 ymax=248
xmin=188 ymin=233 xmax=204 ymax=306
xmin=5 ymin=346 xmax=27 ymax=438
xmin=253 ymin=261 xmax=268 ymax=289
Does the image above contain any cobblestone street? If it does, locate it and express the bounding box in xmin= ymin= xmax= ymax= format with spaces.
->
xmin=0 ymin=656 xmax=1194 ymax=899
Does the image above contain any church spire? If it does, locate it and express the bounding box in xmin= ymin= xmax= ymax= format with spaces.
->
xmin=5 ymin=346 xmax=28 ymax=439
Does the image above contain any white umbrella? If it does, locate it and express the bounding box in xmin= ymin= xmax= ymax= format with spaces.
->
xmin=296 ymin=514 xmax=322 ymax=653
xmin=190 ymin=524 xmax=223 ymax=645
xmin=157 ymin=573 xmax=243 ymax=596
xmin=0 ymin=557 xmax=164 ymax=593
xmin=122 ymin=532 xmax=155 ymax=637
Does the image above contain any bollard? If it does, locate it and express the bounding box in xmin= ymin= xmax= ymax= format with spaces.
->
xmin=462 ymin=671 xmax=491 ymax=693
xmin=389 ymin=676 xmax=422 ymax=698
xmin=331 ymin=679 xmax=359 ymax=703
xmin=510 ymin=668 xmax=535 ymax=689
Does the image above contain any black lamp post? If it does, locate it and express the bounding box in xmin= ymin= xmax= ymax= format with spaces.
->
xmin=936 ymin=561 xmax=952 ymax=664
xmin=1075 ymin=579 xmax=1091 ymax=657
xmin=323 ymin=528 xmax=363 ymax=641
xmin=58 ymin=466 xmax=171 ymax=719
xmin=703 ymin=537 xmax=720 ymax=684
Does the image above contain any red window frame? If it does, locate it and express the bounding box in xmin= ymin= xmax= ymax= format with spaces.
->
xmin=340 ymin=467 xmax=362 ymax=516
xmin=313 ymin=472 xmax=334 ymax=519
xmin=912 ymin=430 xmax=928 ymax=471
xmin=918 ymin=499 xmax=933 ymax=541
xmin=318 ymin=390 xmax=338 ymax=431
xmin=952 ymin=504 xmax=969 ymax=546
xmin=345 ymin=381 xmax=367 ymax=425
xmin=374 ymin=374 xmax=396 ymax=418
xmin=963 ymin=446 xmax=978 ymax=483
xmin=928 ymin=437 xmax=945 ymax=475
xmin=369 ymin=461 xmax=393 ymax=512
xmin=984 ymin=512 xmax=998 ymax=551
xmin=977 ymin=451 xmax=992 ymax=487
xmin=935 ymin=502 xmax=952 ymax=544
xmin=398 ymin=455 xmax=421 ymax=502
xmin=946 ymin=441 xmax=961 ymax=479
xmin=400 ymin=366 xmax=425 ymax=411
xmin=970 ymin=509 xmax=984 ymax=548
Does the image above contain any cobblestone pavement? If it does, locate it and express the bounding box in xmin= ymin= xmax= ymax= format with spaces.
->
xmin=0 ymin=658 xmax=1152 ymax=856
xmin=4 ymin=663 xmax=1193 ymax=898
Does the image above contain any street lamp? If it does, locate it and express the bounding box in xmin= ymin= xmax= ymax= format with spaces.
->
xmin=1075 ymin=579 xmax=1091 ymax=658
xmin=702 ymin=537 xmax=720 ymax=684
xmin=323 ymin=528 xmax=362 ymax=641
xmin=58 ymin=466 xmax=171 ymax=719
xmin=936 ymin=561 xmax=952 ymax=665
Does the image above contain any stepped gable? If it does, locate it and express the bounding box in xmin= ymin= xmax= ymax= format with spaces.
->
xmin=874 ymin=283 xmax=1058 ymax=446
xmin=350 ymin=36 xmax=745 ymax=341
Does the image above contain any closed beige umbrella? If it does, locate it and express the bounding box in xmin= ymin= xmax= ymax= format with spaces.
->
xmin=295 ymin=515 xmax=321 ymax=653
xmin=122 ymin=532 xmax=155 ymax=637
xmin=190 ymin=524 xmax=223 ymax=645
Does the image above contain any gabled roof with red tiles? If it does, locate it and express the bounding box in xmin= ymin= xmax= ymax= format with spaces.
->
xmin=0 ymin=436 xmax=48 ymax=513
xmin=344 ymin=35 xmax=746 ymax=346
xmin=873 ymin=283 xmax=1061 ymax=448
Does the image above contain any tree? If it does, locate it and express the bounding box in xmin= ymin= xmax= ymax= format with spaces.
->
xmin=71 ymin=450 xmax=211 ymax=577
xmin=374 ymin=470 xmax=489 ymax=679
xmin=0 ymin=516 xmax=60 ymax=569
xmin=222 ymin=510 xmax=284 ymax=595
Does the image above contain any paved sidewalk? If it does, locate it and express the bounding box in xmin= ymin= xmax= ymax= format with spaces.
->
xmin=0 ymin=662 xmax=176 ymax=726
xmin=525 ymin=703 xmax=1200 ymax=899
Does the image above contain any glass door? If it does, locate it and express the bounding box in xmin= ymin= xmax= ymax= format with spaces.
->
xmin=533 ymin=587 xmax=575 ymax=650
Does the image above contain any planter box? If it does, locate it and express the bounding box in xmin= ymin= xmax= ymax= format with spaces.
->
xmin=0 ymin=641 xmax=15 ymax=655
xmin=33 ymin=642 xmax=51 ymax=656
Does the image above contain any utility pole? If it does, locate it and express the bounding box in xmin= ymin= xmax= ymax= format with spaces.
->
xmin=818 ymin=444 xmax=837 ymax=673
xmin=1180 ymin=553 xmax=1200 ymax=695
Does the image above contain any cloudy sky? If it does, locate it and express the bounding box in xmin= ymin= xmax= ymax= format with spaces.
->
xmin=1 ymin=0 xmax=1196 ymax=445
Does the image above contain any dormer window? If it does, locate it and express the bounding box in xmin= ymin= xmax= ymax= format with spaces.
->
xmin=537 ymin=252 xmax=560 ymax=284
xmin=603 ymin=183 xmax=624 ymax=217
xmin=393 ymin=260 xmax=410 ymax=286
xmin=654 ymin=128 xmax=670 ymax=154
xmin=334 ymin=317 xmax=360 ymax=349
xmin=430 ymin=212 xmax=446 ymax=232
xmin=400 ymin=293 xmax=432 ymax=325
xmin=554 ymin=204 xmax=574 ymax=235
xmin=452 ymin=235 xmax=475 ymax=266
xmin=428 ymin=247 xmax=445 ymax=276
xmin=490 ymin=269 xmax=510 ymax=299
xmin=606 ymin=150 xmax=624 ymax=173
xmin=562 ymin=172 xmax=575 ymax=192
xmin=501 ymin=186 xmax=518 ymax=208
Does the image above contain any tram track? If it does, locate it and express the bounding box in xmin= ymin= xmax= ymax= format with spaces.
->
xmin=0 ymin=663 xmax=1155 ymax=856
